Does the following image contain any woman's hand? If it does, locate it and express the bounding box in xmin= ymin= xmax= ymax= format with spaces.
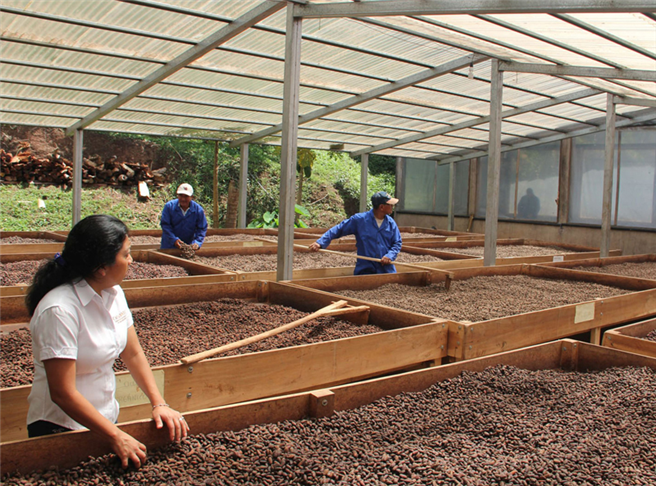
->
xmin=109 ymin=429 xmax=148 ymax=469
xmin=152 ymin=405 xmax=189 ymax=442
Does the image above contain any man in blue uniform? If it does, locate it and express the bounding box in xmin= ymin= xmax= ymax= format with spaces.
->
xmin=160 ymin=183 xmax=208 ymax=250
xmin=309 ymin=191 xmax=402 ymax=275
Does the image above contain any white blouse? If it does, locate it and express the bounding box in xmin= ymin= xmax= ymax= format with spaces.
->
xmin=27 ymin=279 xmax=133 ymax=430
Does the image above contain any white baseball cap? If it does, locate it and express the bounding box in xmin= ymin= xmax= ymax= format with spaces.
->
xmin=177 ymin=183 xmax=193 ymax=196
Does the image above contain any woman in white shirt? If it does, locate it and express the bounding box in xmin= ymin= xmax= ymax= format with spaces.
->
xmin=25 ymin=214 xmax=189 ymax=469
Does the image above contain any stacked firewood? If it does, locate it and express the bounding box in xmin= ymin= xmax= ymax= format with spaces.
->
xmin=0 ymin=145 xmax=168 ymax=187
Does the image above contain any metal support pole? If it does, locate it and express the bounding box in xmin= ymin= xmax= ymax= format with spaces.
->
xmin=277 ymin=5 xmax=302 ymax=282
xmin=484 ymin=59 xmax=503 ymax=267
xmin=238 ymin=143 xmax=249 ymax=228
xmin=72 ymin=129 xmax=83 ymax=226
xmin=600 ymin=93 xmax=616 ymax=257
xmin=359 ymin=153 xmax=369 ymax=213
xmin=447 ymin=161 xmax=455 ymax=231
xmin=395 ymin=157 xmax=403 ymax=216
xmin=213 ymin=141 xmax=220 ymax=228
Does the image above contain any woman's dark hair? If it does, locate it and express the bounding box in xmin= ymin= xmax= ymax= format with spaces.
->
xmin=25 ymin=215 xmax=129 ymax=316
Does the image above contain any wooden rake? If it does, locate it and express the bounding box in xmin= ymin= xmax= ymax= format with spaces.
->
xmin=293 ymin=244 xmax=453 ymax=290
xmin=180 ymin=300 xmax=369 ymax=365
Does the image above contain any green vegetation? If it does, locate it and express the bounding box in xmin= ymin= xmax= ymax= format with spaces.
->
xmin=1 ymin=132 xmax=396 ymax=232
xmin=247 ymin=204 xmax=311 ymax=229
xmin=0 ymin=184 xmax=171 ymax=231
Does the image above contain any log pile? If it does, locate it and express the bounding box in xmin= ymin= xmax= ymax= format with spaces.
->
xmin=0 ymin=146 xmax=168 ymax=187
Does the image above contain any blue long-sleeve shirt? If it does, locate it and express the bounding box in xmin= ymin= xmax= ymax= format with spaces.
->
xmin=314 ymin=210 xmax=402 ymax=275
xmin=160 ymin=199 xmax=208 ymax=249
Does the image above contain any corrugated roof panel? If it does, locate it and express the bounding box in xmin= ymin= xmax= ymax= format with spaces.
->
xmin=302 ymin=16 xmax=468 ymax=68
xmin=0 ymin=113 xmax=71 ymax=128
xmin=418 ymin=14 xmax=612 ymax=67
xmin=306 ymin=117 xmax=395 ymax=135
xmin=571 ymin=13 xmax=656 ymax=60
xmin=376 ymin=15 xmax=543 ymax=64
xmin=1 ymin=2 xmax=654 ymax=157
xmin=498 ymin=13 xmax=656 ymax=70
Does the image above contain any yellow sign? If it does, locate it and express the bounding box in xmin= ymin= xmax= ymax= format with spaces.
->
xmin=445 ymin=237 xmax=457 ymax=242
xmin=243 ymin=241 xmax=264 ymax=247
xmin=116 ymin=370 xmax=165 ymax=408
xmin=574 ymin=302 xmax=595 ymax=324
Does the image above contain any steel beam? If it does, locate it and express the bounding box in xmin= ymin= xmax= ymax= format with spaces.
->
xmin=238 ymin=144 xmax=249 ymax=229
xmin=295 ymin=1 xmax=655 ymax=18
xmin=600 ymin=94 xmax=616 ymax=258
xmin=277 ymin=6 xmax=303 ymax=282
xmin=484 ymin=60 xmax=503 ymax=267
xmin=359 ymin=153 xmax=369 ymax=213
xmin=499 ymin=62 xmax=656 ymax=82
xmin=351 ymin=88 xmax=601 ymax=156
xmin=72 ymin=129 xmax=83 ymax=226
xmin=614 ymin=96 xmax=656 ymax=108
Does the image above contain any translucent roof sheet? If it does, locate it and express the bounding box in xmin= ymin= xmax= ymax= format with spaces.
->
xmin=1 ymin=0 xmax=654 ymax=161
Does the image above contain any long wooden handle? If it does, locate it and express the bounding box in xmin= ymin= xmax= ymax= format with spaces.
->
xmin=295 ymin=244 xmax=454 ymax=277
xmin=180 ymin=300 xmax=350 ymax=365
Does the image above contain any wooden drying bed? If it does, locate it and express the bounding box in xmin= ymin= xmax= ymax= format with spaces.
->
xmin=2 ymin=340 xmax=654 ymax=476
xmin=603 ymin=316 xmax=656 ymax=359
xmin=0 ymin=281 xmax=448 ymax=443
xmin=289 ymin=263 xmax=656 ymax=360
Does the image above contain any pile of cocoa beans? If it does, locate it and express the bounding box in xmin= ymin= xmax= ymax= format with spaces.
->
xmin=0 ymin=260 xmax=189 ymax=287
xmin=572 ymin=262 xmax=656 ymax=280
xmin=4 ymin=365 xmax=655 ymax=485
xmin=338 ymin=275 xmax=631 ymax=322
xmin=446 ymin=245 xmax=579 ymax=257
xmin=1 ymin=236 xmax=60 ymax=244
xmin=194 ymin=251 xmax=442 ymax=273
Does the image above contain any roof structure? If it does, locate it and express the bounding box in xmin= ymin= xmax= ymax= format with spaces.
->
xmin=1 ymin=0 xmax=655 ymax=163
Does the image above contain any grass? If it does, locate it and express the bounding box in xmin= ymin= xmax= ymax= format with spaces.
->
xmin=0 ymin=184 xmax=172 ymax=232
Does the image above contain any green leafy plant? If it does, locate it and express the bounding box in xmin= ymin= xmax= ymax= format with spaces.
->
xmin=247 ymin=204 xmax=310 ymax=229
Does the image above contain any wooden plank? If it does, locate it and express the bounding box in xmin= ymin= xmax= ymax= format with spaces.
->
xmin=0 ymin=385 xmax=30 ymax=441
xmin=461 ymin=289 xmax=656 ymax=360
xmin=603 ymin=332 xmax=656 ymax=358
xmin=528 ymin=264 xmax=656 ymax=291
xmin=123 ymin=280 xmax=265 ymax=309
xmin=603 ymin=316 xmax=656 ymax=338
xmin=139 ymin=250 xmax=231 ymax=276
xmin=1 ymin=252 xmax=53 ymax=263
xmin=602 ymin=317 xmax=656 ymax=357
xmin=0 ymin=243 xmax=63 ymax=254
xmin=1 ymin=393 xmax=312 ymax=475
xmin=538 ymin=253 xmax=656 ymax=269
xmin=286 ymin=271 xmax=429 ymax=294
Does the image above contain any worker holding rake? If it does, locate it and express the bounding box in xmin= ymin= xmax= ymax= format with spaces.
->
xmin=309 ymin=191 xmax=402 ymax=275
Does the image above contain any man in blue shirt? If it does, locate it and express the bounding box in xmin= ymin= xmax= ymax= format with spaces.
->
xmin=309 ymin=191 xmax=402 ymax=275
xmin=160 ymin=183 xmax=208 ymax=250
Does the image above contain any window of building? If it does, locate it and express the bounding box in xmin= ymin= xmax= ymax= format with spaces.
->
xmin=476 ymin=142 xmax=559 ymax=221
xmin=402 ymin=158 xmax=469 ymax=215
xmin=570 ymin=129 xmax=656 ymax=229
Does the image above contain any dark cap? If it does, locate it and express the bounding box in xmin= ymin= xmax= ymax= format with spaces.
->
xmin=371 ymin=191 xmax=399 ymax=208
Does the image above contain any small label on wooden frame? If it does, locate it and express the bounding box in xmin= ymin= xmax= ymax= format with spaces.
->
xmin=116 ymin=370 xmax=165 ymax=408
xmin=574 ymin=302 xmax=595 ymax=324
